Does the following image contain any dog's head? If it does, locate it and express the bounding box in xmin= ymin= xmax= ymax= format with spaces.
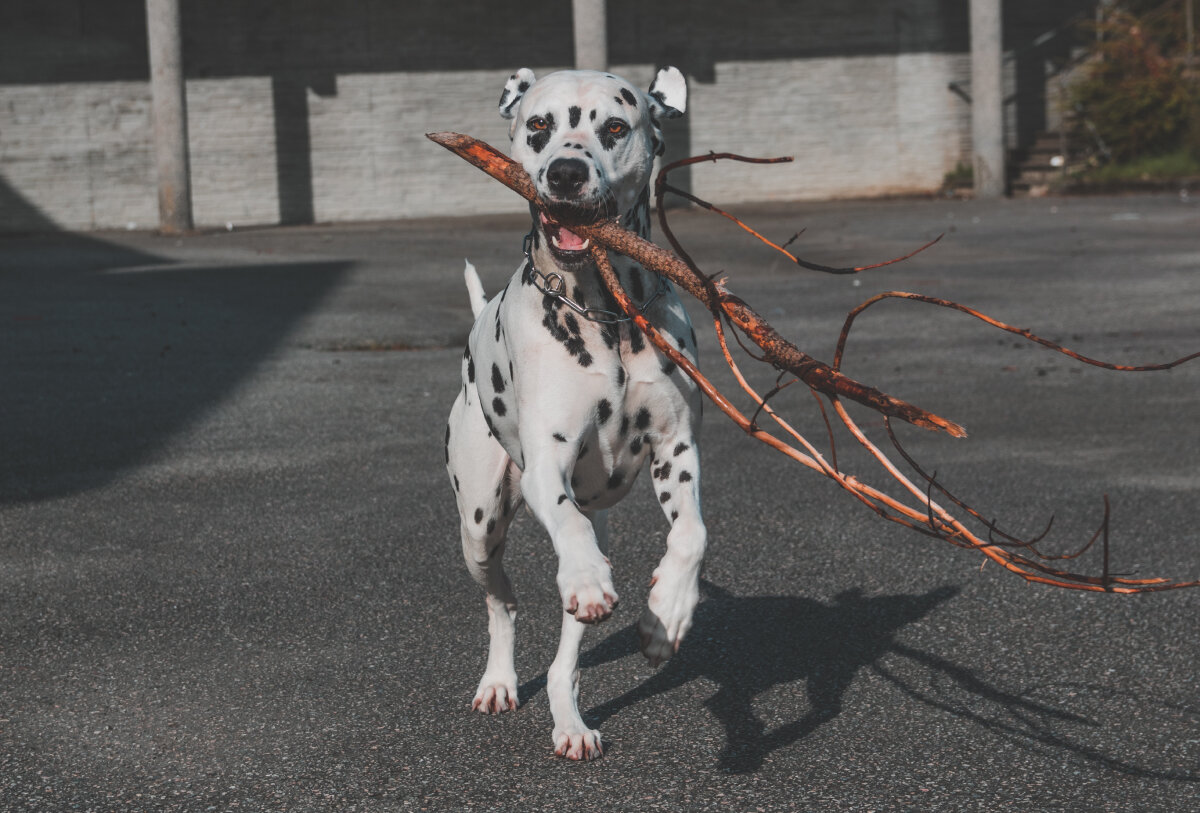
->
xmin=498 ymin=67 xmax=686 ymax=263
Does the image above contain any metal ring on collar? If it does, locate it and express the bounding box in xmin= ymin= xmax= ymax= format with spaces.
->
xmin=523 ymin=228 xmax=667 ymax=324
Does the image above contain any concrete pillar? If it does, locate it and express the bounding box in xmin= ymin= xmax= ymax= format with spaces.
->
xmin=969 ymin=0 xmax=1006 ymax=197
xmin=145 ymin=0 xmax=193 ymax=232
xmin=572 ymin=0 xmax=607 ymax=71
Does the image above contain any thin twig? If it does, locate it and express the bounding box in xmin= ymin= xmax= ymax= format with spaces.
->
xmin=428 ymin=129 xmax=1200 ymax=593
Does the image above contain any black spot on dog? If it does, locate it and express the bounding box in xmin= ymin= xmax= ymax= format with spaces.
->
xmin=628 ymin=326 xmax=645 ymax=354
xmin=528 ymin=130 xmax=550 ymax=154
xmin=453 ymin=475 xmax=459 ymax=492
xmin=553 ymin=432 xmax=568 ymax=443
xmin=661 ymin=359 xmax=677 ymax=376
xmin=599 ymin=121 xmax=629 ymax=151
xmin=635 ymin=407 xmax=651 ymax=430
xmin=558 ymin=493 xmax=569 ymax=505
xmin=492 ymin=397 xmax=507 ymax=416
xmin=654 ymin=462 xmax=672 ymax=481
xmin=619 ymin=415 xmax=630 ymax=436
xmin=620 ymin=88 xmax=638 ymax=107
xmin=517 ymin=80 xmax=529 ymax=93
xmin=444 ymin=424 xmax=451 ymax=463
xmin=474 ymin=507 xmax=484 ymax=524
xmin=597 ymin=399 xmax=612 ymax=424
xmin=600 ymin=323 xmax=618 ymax=350
xmin=491 ymin=363 xmax=505 ymax=393
xmin=542 ymin=295 xmax=593 ymax=367
xmin=616 ymin=366 xmax=626 ymax=386
xmin=466 ymin=352 xmax=475 ymax=383
xmin=678 ymin=470 xmax=693 ymax=482
xmin=670 ymin=510 xmax=679 ymax=521
xmin=486 ymin=518 xmax=496 ymax=534
xmin=568 ymin=105 xmax=581 ymax=128
xmin=526 ymin=112 xmax=554 ymax=153
xmin=630 ymin=436 xmax=643 ymax=455
xmin=673 ymin=442 xmax=689 ymax=457
xmin=659 ymin=491 xmax=671 ymax=503
xmin=607 ymin=471 xmax=625 ymax=490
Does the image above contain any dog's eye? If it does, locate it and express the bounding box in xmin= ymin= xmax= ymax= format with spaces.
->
xmin=605 ymin=119 xmax=628 ymax=136
xmin=528 ymin=117 xmax=549 ymax=131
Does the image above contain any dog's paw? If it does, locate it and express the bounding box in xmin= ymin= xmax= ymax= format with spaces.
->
xmin=637 ymin=569 xmax=699 ymax=666
xmin=472 ymin=678 xmax=519 ymax=714
xmin=558 ymin=556 xmax=619 ymax=624
xmin=553 ymin=725 xmax=604 ymax=761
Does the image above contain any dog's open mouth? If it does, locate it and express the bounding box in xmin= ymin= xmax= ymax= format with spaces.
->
xmin=540 ymin=212 xmax=591 ymax=257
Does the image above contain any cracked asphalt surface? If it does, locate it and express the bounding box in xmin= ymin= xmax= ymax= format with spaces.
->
xmin=1 ymin=193 xmax=1198 ymax=811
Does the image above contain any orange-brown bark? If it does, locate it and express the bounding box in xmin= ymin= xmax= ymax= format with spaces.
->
xmin=427 ymin=130 xmax=1199 ymax=593
xmin=427 ymin=131 xmax=966 ymax=438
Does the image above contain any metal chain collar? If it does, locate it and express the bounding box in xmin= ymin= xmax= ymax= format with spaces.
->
xmin=523 ymin=229 xmax=667 ymax=324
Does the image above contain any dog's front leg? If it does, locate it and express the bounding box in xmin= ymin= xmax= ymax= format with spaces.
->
xmin=547 ymin=607 xmax=603 ymax=759
xmin=640 ymin=437 xmax=707 ymax=666
xmin=522 ymin=459 xmax=615 ymax=760
xmin=521 ymin=460 xmax=619 ymax=624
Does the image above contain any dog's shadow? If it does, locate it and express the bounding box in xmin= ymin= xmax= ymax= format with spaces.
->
xmin=517 ymin=581 xmax=1199 ymax=778
xmin=520 ymin=580 xmax=1116 ymax=775
xmin=565 ymin=580 xmax=961 ymax=772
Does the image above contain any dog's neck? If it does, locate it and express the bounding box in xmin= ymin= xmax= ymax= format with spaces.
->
xmin=527 ymin=187 xmax=661 ymax=318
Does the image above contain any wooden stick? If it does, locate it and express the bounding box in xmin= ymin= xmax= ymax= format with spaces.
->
xmin=426 ymin=131 xmax=966 ymax=438
xmin=428 ymin=130 xmax=1199 ymax=593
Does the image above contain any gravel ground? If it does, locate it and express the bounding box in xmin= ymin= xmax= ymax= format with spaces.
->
xmin=1 ymin=192 xmax=1198 ymax=811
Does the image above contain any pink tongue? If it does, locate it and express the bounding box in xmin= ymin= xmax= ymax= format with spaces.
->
xmin=557 ymin=227 xmax=586 ymax=251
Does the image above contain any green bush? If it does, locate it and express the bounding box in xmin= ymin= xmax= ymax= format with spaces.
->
xmin=1071 ymin=3 xmax=1200 ymax=163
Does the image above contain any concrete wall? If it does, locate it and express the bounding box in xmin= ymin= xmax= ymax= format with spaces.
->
xmin=0 ymin=1 xmax=1092 ymax=232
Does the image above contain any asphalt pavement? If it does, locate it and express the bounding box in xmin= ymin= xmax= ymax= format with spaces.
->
xmin=1 ymin=192 xmax=1198 ymax=811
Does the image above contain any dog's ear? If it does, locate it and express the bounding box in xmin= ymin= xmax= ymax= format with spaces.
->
xmin=499 ymin=68 xmax=537 ymax=120
xmin=647 ymin=66 xmax=687 ymax=119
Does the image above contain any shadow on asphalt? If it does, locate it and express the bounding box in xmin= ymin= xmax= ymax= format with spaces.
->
xmin=0 ymin=232 xmax=351 ymax=504
xmin=518 ymin=580 xmax=1200 ymax=780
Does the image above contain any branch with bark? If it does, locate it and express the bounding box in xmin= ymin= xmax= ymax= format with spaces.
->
xmin=427 ymin=130 xmax=1200 ymax=593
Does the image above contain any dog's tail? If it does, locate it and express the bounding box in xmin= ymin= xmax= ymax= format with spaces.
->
xmin=463 ymin=259 xmax=487 ymax=319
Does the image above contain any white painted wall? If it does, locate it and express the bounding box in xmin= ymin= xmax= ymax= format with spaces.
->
xmin=0 ymin=56 xmax=975 ymax=232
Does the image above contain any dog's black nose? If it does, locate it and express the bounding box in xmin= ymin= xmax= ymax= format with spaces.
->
xmin=546 ymin=158 xmax=589 ymax=198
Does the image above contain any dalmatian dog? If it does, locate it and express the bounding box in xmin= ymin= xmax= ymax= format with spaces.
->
xmin=444 ymin=66 xmax=704 ymax=760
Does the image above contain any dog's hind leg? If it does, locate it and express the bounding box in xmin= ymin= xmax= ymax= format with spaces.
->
xmin=447 ymin=387 xmax=524 ymax=714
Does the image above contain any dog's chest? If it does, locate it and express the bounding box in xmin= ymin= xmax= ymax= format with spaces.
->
xmin=466 ymin=267 xmax=696 ymax=507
